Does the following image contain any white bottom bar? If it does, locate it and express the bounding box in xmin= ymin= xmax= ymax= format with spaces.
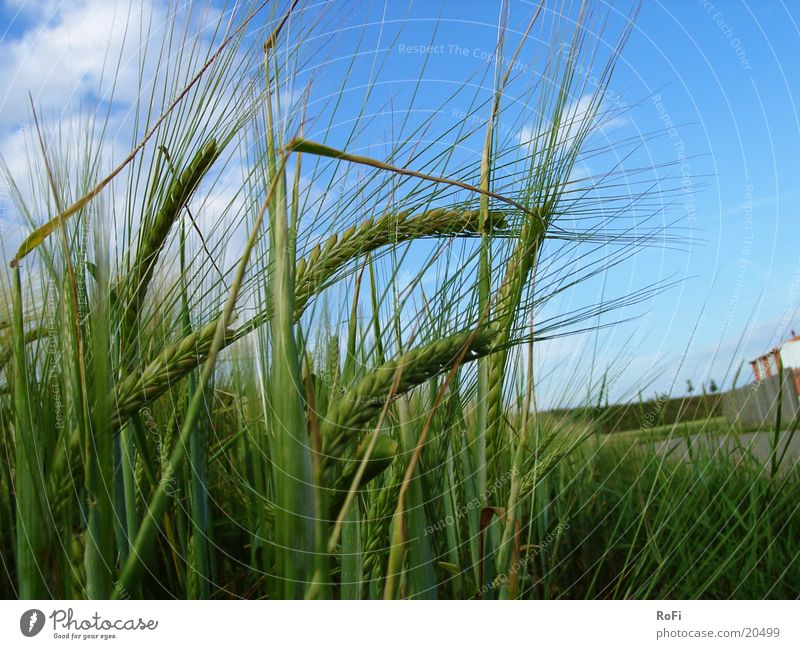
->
xmin=2 ymin=600 xmax=796 ymax=648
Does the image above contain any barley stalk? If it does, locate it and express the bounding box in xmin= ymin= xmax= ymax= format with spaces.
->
xmin=11 ymin=267 xmax=48 ymax=598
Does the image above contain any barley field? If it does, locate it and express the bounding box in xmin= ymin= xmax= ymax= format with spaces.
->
xmin=1 ymin=1 xmax=798 ymax=601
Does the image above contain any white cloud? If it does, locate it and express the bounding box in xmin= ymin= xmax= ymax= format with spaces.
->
xmin=0 ymin=0 xmax=259 ymax=268
xmin=0 ymin=0 xmax=162 ymax=131
xmin=0 ymin=0 xmax=164 ymax=259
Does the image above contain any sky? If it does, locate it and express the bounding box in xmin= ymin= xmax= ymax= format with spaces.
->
xmin=0 ymin=0 xmax=798 ymax=406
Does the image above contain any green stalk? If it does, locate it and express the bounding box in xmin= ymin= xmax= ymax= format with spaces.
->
xmin=112 ymin=435 xmax=129 ymax=567
xmin=340 ymin=505 xmax=363 ymax=599
xmin=482 ymin=8 xmax=539 ymax=479
xmin=120 ymin=424 xmax=138 ymax=563
xmin=264 ymin=39 xmax=315 ymax=598
xmin=497 ymin=419 xmax=529 ymax=600
xmin=498 ymin=314 xmax=537 ymax=599
xmin=182 ymin=220 xmax=210 ymax=599
xmin=84 ymin=256 xmax=114 ymax=599
xmin=11 ymin=267 xmax=48 ymax=598
xmin=397 ymin=398 xmax=437 ymax=599
xmin=342 ymin=267 xmax=364 ymax=383
xmin=471 ymin=23 xmax=506 ymax=583
xmin=367 ymin=254 xmax=385 ymax=365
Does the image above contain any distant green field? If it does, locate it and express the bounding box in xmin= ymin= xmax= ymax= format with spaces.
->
xmin=546 ymin=393 xmax=725 ymax=436
xmin=608 ymin=416 xmax=731 ymax=445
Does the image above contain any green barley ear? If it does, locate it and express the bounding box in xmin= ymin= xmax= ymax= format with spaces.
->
xmin=485 ymin=211 xmax=548 ymax=468
xmin=121 ymin=140 xmax=219 ymax=350
xmin=111 ymin=320 xmax=236 ymax=427
xmin=0 ymin=326 xmax=43 ymax=371
xmin=327 ymin=434 xmax=398 ymax=516
xmin=362 ymin=464 xmax=403 ymax=593
xmin=518 ymin=418 xmax=582 ymax=498
xmin=319 ymin=328 xmax=498 ymax=474
xmin=294 ymin=207 xmax=508 ymax=319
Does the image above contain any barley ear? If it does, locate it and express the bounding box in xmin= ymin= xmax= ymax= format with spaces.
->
xmin=121 ymin=140 xmax=219 ymax=347
xmin=319 ymin=328 xmax=498 ymax=475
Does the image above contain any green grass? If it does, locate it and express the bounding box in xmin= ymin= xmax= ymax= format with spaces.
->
xmin=528 ymin=441 xmax=800 ymax=598
xmin=0 ymin=1 xmax=796 ymax=601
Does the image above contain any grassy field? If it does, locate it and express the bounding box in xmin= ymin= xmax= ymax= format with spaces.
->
xmin=0 ymin=2 xmax=797 ymax=600
xmin=606 ymin=416 xmax=730 ymax=445
xmin=539 ymin=441 xmax=800 ymax=598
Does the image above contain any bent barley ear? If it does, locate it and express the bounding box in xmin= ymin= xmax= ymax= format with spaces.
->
xmin=328 ymin=434 xmax=398 ymax=516
xmin=319 ymin=328 xmax=498 ymax=472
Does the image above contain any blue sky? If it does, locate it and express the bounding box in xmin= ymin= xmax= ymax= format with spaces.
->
xmin=0 ymin=0 xmax=798 ymax=405
xmin=596 ymin=0 xmax=800 ymax=400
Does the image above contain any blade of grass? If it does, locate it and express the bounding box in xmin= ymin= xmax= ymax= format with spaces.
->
xmin=11 ymin=267 xmax=48 ymax=598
